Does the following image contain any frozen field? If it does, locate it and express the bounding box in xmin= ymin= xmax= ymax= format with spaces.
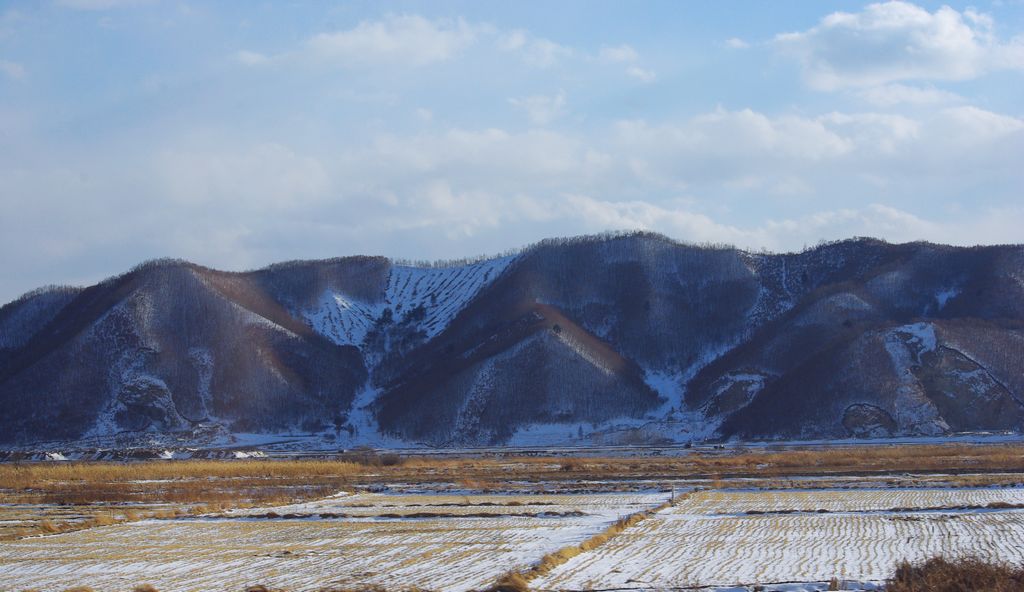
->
xmin=3 ymin=486 xmax=1024 ymax=591
xmin=0 ymin=491 xmax=664 ymax=592
xmin=670 ymin=486 xmax=1024 ymax=514
xmin=533 ymin=487 xmax=1024 ymax=590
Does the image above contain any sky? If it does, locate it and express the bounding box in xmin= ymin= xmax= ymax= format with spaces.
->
xmin=1 ymin=1 xmax=1023 ymax=304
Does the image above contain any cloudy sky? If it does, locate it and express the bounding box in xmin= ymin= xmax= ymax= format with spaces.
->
xmin=1 ymin=1 xmax=1023 ymax=303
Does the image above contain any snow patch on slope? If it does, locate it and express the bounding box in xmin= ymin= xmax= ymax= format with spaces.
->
xmin=336 ymin=384 xmax=407 ymax=448
xmin=306 ymin=256 xmax=516 ymax=347
xmin=883 ymin=323 xmax=948 ymax=435
xmin=188 ymin=347 xmax=214 ymax=420
xmin=891 ymin=322 xmax=937 ymax=363
xmin=305 ymin=293 xmax=384 ymax=347
xmin=935 ymin=287 xmax=960 ymax=310
xmin=386 ymin=256 xmax=516 ymax=339
xmin=553 ymin=330 xmax=613 ymax=375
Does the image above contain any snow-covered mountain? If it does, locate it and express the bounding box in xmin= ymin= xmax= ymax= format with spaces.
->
xmin=1 ymin=233 xmax=1022 ymax=448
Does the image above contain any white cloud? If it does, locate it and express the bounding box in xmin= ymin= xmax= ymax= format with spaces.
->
xmin=615 ymin=108 xmax=853 ymax=167
xmin=760 ymin=203 xmax=1024 ymax=249
xmin=626 ymin=66 xmax=657 ymax=82
xmin=4 ymin=102 xmax=1023 ymax=302
xmin=242 ymin=17 xmax=578 ymax=70
xmin=725 ymin=37 xmax=750 ymax=49
xmin=599 ymin=44 xmax=639 ymax=63
xmin=596 ymin=43 xmax=655 ymax=81
xmin=775 ymin=1 xmax=1024 ymax=90
xmin=343 ymin=105 xmax=1023 ymax=239
xmin=857 ymin=83 xmax=964 ymax=106
xmin=560 ymin=194 xmax=755 ymax=246
xmin=508 ymin=91 xmax=567 ymax=125
xmin=306 ymin=15 xmax=481 ymax=67
xmin=155 ymin=141 xmax=331 ymax=208
xmin=56 ymin=0 xmax=152 ymax=9
xmin=0 ymin=59 xmax=24 ymax=79
xmin=497 ymin=31 xmax=573 ymax=67
xmin=233 ymin=50 xmax=270 ymax=66
xmin=415 ymin=108 xmax=433 ymax=122
xmin=931 ymin=105 xmax=1024 ymax=145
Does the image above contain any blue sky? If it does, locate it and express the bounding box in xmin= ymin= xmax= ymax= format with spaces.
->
xmin=1 ymin=1 xmax=1023 ymax=303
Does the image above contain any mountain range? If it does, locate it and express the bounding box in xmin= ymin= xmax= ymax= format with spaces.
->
xmin=1 ymin=232 xmax=1022 ymax=449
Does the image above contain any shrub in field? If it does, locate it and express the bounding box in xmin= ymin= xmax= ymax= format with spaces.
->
xmin=37 ymin=519 xmax=61 ymax=533
xmin=88 ymin=512 xmax=118 ymax=527
xmin=486 ymin=572 xmax=530 ymax=592
xmin=132 ymin=585 xmax=159 ymax=592
xmin=887 ymin=557 xmax=1024 ymax=592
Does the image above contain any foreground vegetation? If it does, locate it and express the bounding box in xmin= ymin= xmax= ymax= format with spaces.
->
xmin=2 ymin=442 xmax=1023 ymax=539
xmin=887 ymin=557 xmax=1024 ymax=592
xmin=5 ymin=442 xmax=1024 ymax=490
xmin=37 ymin=556 xmax=1024 ymax=592
xmin=3 ymin=445 xmax=1024 ymax=591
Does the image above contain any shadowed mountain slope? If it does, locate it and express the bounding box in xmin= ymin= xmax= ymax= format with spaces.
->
xmin=1 ymin=233 xmax=1021 ymax=447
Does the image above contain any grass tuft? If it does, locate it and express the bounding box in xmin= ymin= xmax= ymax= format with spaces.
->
xmin=38 ymin=519 xmax=62 ymax=534
xmin=486 ymin=571 xmax=531 ymax=592
xmin=887 ymin=556 xmax=1024 ymax=592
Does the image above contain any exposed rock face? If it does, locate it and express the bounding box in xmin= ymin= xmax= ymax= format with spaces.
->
xmin=1 ymin=233 xmax=1022 ymax=447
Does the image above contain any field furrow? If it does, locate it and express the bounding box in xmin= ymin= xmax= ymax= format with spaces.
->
xmin=0 ymin=492 xmax=665 ymax=592
xmin=533 ymin=488 xmax=1024 ymax=590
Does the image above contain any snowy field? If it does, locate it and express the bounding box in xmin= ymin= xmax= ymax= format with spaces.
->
xmin=0 ymin=491 xmax=664 ymax=592
xmin=3 ymin=487 xmax=1024 ymax=591
xmin=533 ymin=487 xmax=1024 ymax=591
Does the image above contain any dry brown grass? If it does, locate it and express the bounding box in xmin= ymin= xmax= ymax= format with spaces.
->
xmin=484 ymin=496 xmax=680 ymax=591
xmin=0 ymin=459 xmax=363 ymax=490
xmin=488 ymin=572 xmax=531 ymax=592
xmin=887 ymin=557 xmax=1024 ymax=592
xmin=37 ymin=518 xmax=62 ymax=533
xmin=87 ymin=512 xmax=118 ymax=527
xmin=3 ymin=443 xmax=1021 ymax=495
xmin=3 ymin=442 xmax=1021 ymax=542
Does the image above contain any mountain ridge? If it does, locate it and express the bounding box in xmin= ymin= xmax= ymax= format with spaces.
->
xmin=1 ymin=232 xmax=1022 ymax=448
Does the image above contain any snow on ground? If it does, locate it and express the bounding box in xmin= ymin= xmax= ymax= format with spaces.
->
xmin=305 ymin=256 xmax=516 ymax=347
xmin=533 ymin=487 xmax=1024 ymax=591
xmin=303 ymin=291 xmax=385 ymax=348
xmin=884 ymin=323 xmax=948 ymax=435
xmin=337 ymin=384 xmax=408 ymax=448
xmin=935 ymin=287 xmax=960 ymax=311
xmin=226 ymin=491 xmax=666 ymax=519
xmin=0 ymin=492 xmax=664 ymax=592
xmin=669 ymin=487 xmax=1024 ymax=515
xmin=386 ymin=257 xmax=515 ymax=340
xmin=506 ymin=422 xmax=593 ymax=447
